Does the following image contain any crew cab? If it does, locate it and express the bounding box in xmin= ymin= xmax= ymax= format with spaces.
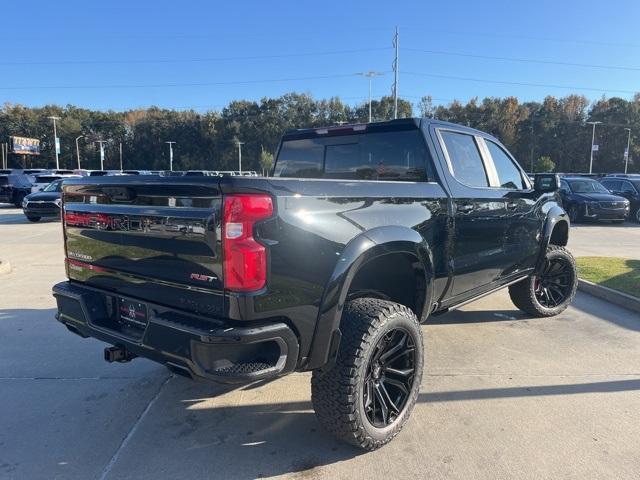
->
xmin=52 ymin=118 xmax=577 ymax=450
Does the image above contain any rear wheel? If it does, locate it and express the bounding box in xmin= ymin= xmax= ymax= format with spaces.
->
xmin=311 ymin=298 xmax=423 ymax=451
xmin=509 ymin=245 xmax=577 ymax=317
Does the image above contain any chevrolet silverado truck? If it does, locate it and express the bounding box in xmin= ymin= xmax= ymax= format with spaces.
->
xmin=53 ymin=118 xmax=576 ymax=450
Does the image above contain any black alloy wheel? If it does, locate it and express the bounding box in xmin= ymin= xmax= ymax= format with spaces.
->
xmin=363 ymin=328 xmax=416 ymax=428
xmin=534 ymin=256 xmax=573 ymax=308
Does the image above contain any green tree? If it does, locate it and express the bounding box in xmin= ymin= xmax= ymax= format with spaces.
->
xmin=259 ymin=148 xmax=274 ymax=176
xmin=534 ymin=155 xmax=556 ymax=173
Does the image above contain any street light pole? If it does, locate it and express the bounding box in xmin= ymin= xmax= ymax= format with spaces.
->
xmin=75 ymin=135 xmax=84 ymax=170
xmin=165 ymin=141 xmax=176 ymax=171
xmin=48 ymin=116 xmax=61 ymax=169
xmin=95 ymin=140 xmax=107 ymax=170
xmin=587 ymin=121 xmax=602 ymax=174
xmin=236 ymin=141 xmax=244 ymax=173
xmin=119 ymin=142 xmax=123 ymax=171
xmin=357 ymin=71 xmax=384 ymax=123
xmin=624 ymin=128 xmax=631 ymax=174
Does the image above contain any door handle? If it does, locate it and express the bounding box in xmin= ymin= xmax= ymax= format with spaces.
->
xmin=506 ymin=202 xmax=519 ymax=210
xmin=457 ymin=203 xmax=474 ymax=213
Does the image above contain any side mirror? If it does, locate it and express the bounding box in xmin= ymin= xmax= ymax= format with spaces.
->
xmin=534 ymin=173 xmax=559 ymax=193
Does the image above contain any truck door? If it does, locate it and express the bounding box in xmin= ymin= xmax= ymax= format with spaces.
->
xmin=432 ymin=128 xmax=508 ymax=297
xmin=477 ymin=137 xmax=539 ymax=277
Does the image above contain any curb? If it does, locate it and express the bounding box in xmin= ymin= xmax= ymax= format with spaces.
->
xmin=578 ymin=279 xmax=640 ymax=314
xmin=0 ymin=260 xmax=11 ymax=275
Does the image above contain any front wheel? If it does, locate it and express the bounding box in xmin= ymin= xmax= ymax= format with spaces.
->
xmin=311 ymin=298 xmax=423 ymax=451
xmin=568 ymin=205 xmax=581 ymax=224
xmin=635 ymin=208 xmax=640 ymax=224
xmin=26 ymin=215 xmax=41 ymax=222
xmin=509 ymin=245 xmax=577 ymax=317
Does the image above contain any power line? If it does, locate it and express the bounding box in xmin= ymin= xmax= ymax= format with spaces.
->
xmin=402 ymin=71 xmax=637 ymax=95
xmin=0 ymin=47 xmax=392 ymax=67
xmin=404 ymin=47 xmax=640 ymax=72
xmin=401 ymin=27 xmax=640 ymax=50
xmin=0 ymin=72 xmax=392 ymax=91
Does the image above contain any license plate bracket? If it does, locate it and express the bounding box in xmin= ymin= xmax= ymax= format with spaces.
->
xmin=117 ymin=297 xmax=148 ymax=329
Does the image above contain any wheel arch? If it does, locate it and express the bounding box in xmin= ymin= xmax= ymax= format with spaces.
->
xmin=536 ymin=205 xmax=570 ymax=272
xmin=306 ymin=226 xmax=434 ymax=370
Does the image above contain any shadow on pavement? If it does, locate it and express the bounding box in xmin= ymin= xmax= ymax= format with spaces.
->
xmin=571 ymin=291 xmax=640 ymax=332
xmin=422 ymin=378 xmax=640 ymax=403
xmin=143 ymin=375 xmax=640 ymax=479
xmin=427 ymin=308 xmax=527 ymax=325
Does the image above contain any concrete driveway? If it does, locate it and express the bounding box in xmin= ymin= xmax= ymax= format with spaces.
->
xmin=1 ymin=206 xmax=639 ymax=479
xmin=569 ymin=221 xmax=639 ymax=259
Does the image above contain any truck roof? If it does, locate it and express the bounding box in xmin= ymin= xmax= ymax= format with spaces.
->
xmin=282 ymin=117 xmax=489 ymax=141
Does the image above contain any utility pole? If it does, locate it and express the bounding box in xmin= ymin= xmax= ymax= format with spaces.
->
xmin=75 ymin=135 xmax=84 ymax=170
xmin=624 ymin=128 xmax=631 ymax=174
xmin=95 ymin=140 xmax=107 ymax=170
xmin=236 ymin=141 xmax=244 ymax=173
xmin=165 ymin=141 xmax=176 ymax=171
xmin=48 ymin=116 xmax=61 ymax=169
xmin=392 ymin=26 xmax=399 ymax=119
xmin=529 ymin=124 xmax=535 ymax=173
xmin=587 ymin=121 xmax=602 ymax=174
xmin=119 ymin=142 xmax=123 ymax=171
xmin=357 ymin=71 xmax=384 ymax=123
xmin=1 ymin=142 xmax=6 ymax=169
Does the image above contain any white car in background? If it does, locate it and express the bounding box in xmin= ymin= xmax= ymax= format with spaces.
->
xmin=30 ymin=174 xmax=80 ymax=193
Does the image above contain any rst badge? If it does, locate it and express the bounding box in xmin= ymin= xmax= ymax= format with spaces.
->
xmin=190 ymin=273 xmax=218 ymax=283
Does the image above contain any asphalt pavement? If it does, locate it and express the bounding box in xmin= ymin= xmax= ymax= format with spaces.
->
xmin=1 ymin=205 xmax=639 ymax=480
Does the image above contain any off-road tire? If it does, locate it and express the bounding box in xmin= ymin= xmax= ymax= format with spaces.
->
xmin=509 ymin=245 xmax=577 ymax=317
xmin=311 ymin=298 xmax=424 ymax=451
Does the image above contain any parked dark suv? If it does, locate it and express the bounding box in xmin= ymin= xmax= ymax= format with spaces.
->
xmin=22 ymin=179 xmax=64 ymax=222
xmin=0 ymin=174 xmax=32 ymax=207
xmin=559 ymin=176 xmax=629 ymax=222
xmin=600 ymin=175 xmax=640 ymax=223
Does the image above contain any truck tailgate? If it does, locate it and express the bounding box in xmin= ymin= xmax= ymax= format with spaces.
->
xmin=62 ymin=179 xmax=224 ymax=317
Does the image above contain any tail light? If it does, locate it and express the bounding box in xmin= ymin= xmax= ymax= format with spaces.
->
xmin=222 ymin=194 xmax=273 ymax=292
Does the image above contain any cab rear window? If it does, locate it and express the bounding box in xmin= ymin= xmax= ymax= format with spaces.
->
xmin=274 ymin=130 xmax=432 ymax=181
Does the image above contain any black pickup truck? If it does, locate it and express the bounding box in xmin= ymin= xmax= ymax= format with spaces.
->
xmin=53 ymin=118 xmax=576 ymax=450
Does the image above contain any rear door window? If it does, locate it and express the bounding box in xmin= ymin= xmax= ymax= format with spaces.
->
xmin=485 ymin=140 xmax=524 ymax=189
xmin=440 ymin=131 xmax=489 ymax=187
xmin=273 ymin=138 xmax=324 ymax=178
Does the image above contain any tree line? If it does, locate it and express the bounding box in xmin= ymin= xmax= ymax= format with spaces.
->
xmin=1 ymin=92 xmax=638 ymax=174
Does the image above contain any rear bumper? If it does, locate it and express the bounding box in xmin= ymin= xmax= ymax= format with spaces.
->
xmin=52 ymin=281 xmax=299 ymax=383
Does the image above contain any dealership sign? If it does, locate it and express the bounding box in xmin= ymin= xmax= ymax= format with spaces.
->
xmin=10 ymin=136 xmax=41 ymax=155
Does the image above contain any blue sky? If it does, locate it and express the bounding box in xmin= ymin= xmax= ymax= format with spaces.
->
xmin=2 ymin=0 xmax=640 ymax=112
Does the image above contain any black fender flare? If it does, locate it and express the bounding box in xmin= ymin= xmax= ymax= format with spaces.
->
xmin=305 ymin=225 xmax=434 ymax=370
xmin=536 ymin=205 xmax=570 ymax=273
